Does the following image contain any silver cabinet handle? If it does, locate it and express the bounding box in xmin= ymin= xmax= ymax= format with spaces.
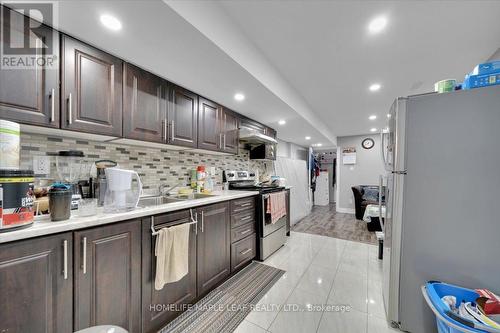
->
xmin=190 ymin=209 xmax=198 ymax=235
xmin=241 ymin=229 xmax=252 ymax=235
xmin=240 ymin=248 xmax=252 ymax=255
xmin=162 ymin=120 xmax=167 ymax=141
xmin=171 ymin=120 xmax=175 ymax=141
xmin=68 ymin=93 xmax=72 ymax=125
xmin=223 ymin=134 xmax=226 ymax=149
xmin=240 ymin=203 xmax=251 ymax=207
xmin=219 ymin=133 xmax=222 ymax=148
xmin=50 ymin=88 xmax=55 ymax=122
xmin=241 ymin=215 xmax=253 ymax=222
xmin=63 ymin=240 xmax=68 ymax=280
xmin=82 ymin=237 xmax=87 ymax=274
xmin=201 ymin=211 xmax=204 ymax=233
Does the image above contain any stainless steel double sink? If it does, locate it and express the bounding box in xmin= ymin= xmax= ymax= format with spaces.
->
xmin=138 ymin=193 xmax=217 ymax=207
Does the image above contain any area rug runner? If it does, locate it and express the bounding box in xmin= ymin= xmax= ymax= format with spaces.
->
xmin=159 ymin=261 xmax=285 ymax=333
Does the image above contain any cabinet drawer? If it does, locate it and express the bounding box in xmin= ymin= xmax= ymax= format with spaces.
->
xmin=231 ymin=233 xmax=256 ymax=272
xmin=231 ymin=197 xmax=255 ymax=214
xmin=231 ymin=210 xmax=255 ymax=229
xmin=231 ymin=222 xmax=256 ymax=243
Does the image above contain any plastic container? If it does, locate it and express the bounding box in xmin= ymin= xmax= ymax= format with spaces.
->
xmin=0 ymin=120 xmax=20 ymax=169
xmin=48 ymin=184 xmax=72 ymax=221
xmin=0 ymin=169 xmax=34 ymax=231
xmin=78 ymin=198 xmax=97 ymax=217
xmin=434 ymin=79 xmax=457 ymax=93
xmin=422 ymin=281 xmax=500 ymax=333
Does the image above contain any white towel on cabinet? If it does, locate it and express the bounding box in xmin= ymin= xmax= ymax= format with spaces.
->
xmin=154 ymin=223 xmax=190 ymax=290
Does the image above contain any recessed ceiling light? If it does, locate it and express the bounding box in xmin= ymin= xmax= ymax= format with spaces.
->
xmin=278 ymin=120 xmax=286 ymax=125
xmin=368 ymin=16 xmax=388 ymax=34
xmin=387 ymin=113 xmax=391 ymax=118
xmin=234 ymin=93 xmax=245 ymax=101
xmin=305 ymin=136 xmax=311 ymax=140
xmin=370 ymin=128 xmax=378 ymax=132
xmin=100 ymin=14 xmax=122 ymax=31
xmin=369 ymin=83 xmax=381 ymax=92
xmin=313 ymin=143 xmax=323 ymax=147
xmin=369 ymin=115 xmax=377 ymax=120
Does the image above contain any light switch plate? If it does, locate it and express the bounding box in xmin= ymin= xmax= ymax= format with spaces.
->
xmin=210 ymin=167 xmax=216 ymax=176
xmin=33 ymin=156 xmax=50 ymax=175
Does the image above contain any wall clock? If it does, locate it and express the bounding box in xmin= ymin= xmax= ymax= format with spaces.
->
xmin=362 ymin=138 xmax=375 ymax=149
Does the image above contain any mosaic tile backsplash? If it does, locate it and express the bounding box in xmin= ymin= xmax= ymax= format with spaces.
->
xmin=20 ymin=133 xmax=270 ymax=193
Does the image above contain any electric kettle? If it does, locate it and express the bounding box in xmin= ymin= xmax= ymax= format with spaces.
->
xmin=103 ymin=168 xmax=143 ymax=213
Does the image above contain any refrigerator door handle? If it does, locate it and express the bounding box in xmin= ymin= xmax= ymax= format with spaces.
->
xmin=381 ymin=130 xmax=387 ymax=168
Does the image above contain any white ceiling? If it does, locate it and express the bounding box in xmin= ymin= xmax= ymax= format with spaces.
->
xmin=213 ymin=0 xmax=500 ymax=137
xmin=40 ymin=1 xmax=500 ymax=148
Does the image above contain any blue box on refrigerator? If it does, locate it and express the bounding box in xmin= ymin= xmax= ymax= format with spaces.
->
xmin=463 ymin=73 xmax=500 ymax=89
xmin=472 ymin=61 xmax=500 ymax=76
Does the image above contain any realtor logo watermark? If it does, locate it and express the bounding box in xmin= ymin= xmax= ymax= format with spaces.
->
xmin=1 ymin=1 xmax=58 ymax=69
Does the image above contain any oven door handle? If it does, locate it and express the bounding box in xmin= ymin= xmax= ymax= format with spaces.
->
xmin=261 ymin=195 xmax=267 ymax=224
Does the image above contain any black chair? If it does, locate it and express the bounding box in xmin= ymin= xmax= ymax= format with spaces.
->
xmin=351 ymin=185 xmax=385 ymax=221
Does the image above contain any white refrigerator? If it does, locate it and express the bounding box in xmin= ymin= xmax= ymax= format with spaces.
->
xmin=381 ymin=85 xmax=500 ymax=333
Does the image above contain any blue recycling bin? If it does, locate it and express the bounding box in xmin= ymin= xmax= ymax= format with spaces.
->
xmin=422 ymin=281 xmax=500 ymax=333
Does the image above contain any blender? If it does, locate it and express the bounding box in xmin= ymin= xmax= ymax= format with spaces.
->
xmin=56 ymin=150 xmax=91 ymax=210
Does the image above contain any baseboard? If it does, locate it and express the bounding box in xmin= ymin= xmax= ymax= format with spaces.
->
xmin=336 ymin=207 xmax=355 ymax=214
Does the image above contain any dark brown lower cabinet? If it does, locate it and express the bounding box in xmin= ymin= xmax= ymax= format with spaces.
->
xmin=196 ymin=202 xmax=231 ymax=296
xmin=73 ymin=220 xmax=141 ymax=332
xmin=141 ymin=210 xmax=198 ymax=333
xmin=0 ymin=233 xmax=73 ymax=333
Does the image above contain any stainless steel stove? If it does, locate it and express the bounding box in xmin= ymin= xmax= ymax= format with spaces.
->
xmin=224 ymin=170 xmax=287 ymax=260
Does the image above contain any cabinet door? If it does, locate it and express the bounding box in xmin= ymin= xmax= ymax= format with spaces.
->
xmin=141 ymin=211 xmax=197 ymax=332
xmin=240 ymin=117 xmax=266 ymax=135
xmin=74 ymin=220 xmax=141 ymax=332
xmin=61 ymin=35 xmax=122 ymax=136
xmin=221 ymin=108 xmax=239 ymax=154
xmin=197 ymin=202 xmax=231 ymax=296
xmin=0 ymin=233 xmax=73 ymax=333
xmin=265 ymin=126 xmax=277 ymax=139
xmin=168 ymin=86 xmax=198 ymax=148
xmin=0 ymin=7 xmax=59 ymax=127
xmin=197 ymin=97 xmax=222 ymax=152
xmin=123 ymin=63 xmax=167 ymax=143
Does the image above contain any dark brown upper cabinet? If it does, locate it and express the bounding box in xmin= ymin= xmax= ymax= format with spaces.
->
xmin=0 ymin=233 xmax=73 ymax=333
xmin=221 ymin=108 xmax=239 ymax=154
xmin=141 ymin=210 xmax=198 ymax=332
xmin=123 ymin=63 xmax=167 ymax=143
xmin=73 ymin=219 xmax=141 ymax=332
xmin=168 ymin=86 xmax=198 ymax=148
xmin=0 ymin=7 xmax=60 ymax=127
xmin=265 ymin=126 xmax=277 ymax=139
xmin=196 ymin=202 xmax=231 ymax=296
xmin=61 ymin=35 xmax=123 ymax=136
xmin=197 ymin=97 xmax=222 ymax=152
xmin=239 ymin=117 xmax=266 ymax=135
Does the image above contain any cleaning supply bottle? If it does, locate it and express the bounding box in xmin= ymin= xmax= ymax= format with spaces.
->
xmin=196 ymin=166 xmax=206 ymax=193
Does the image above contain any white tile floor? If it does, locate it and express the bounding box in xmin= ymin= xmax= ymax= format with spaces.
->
xmin=234 ymin=231 xmax=401 ymax=333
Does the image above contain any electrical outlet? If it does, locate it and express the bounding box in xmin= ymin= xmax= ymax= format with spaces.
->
xmin=349 ymin=198 xmax=353 ymax=204
xmin=210 ymin=167 xmax=216 ymax=176
xmin=33 ymin=156 xmax=50 ymax=175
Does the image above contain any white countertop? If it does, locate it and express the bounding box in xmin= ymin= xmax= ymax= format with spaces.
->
xmin=0 ymin=190 xmax=259 ymax=244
